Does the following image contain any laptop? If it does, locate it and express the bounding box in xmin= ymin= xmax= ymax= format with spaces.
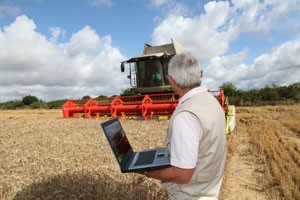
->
xmin=101 ymin=118 xmax=170 ymax=173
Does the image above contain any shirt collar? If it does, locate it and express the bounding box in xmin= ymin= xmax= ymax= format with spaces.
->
xmin=178 ymin=85 xmax=208 ymax=106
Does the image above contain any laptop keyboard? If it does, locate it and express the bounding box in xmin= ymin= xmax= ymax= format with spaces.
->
xmin=134 ymin=150 xmax=156 ymax=166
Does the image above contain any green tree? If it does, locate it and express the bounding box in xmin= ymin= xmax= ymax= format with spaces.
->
xmin=47 ymin=99 xmax=67 ymax=109
xmin=97 ymin=95 xmax=107 ymax=98
xmin=219 ymin=82 xmax=239 ymax=105
xmin=219 ymin=82 xmax=237 ymax=97
xmin=0 ymin=100 xmax=23 ymax=109
xmin=22 ymin=95 xmax=39 ymax=105
xmin=120 ymin=88 xmax=139 ymax=96
xmin=30 ymin=101 xmax=48 ymax=109
xmin=260 ymin=85 xmax=279 ymax=101
xmin=82 ymin=95 xmax=91 ymax=99
xmin=287 ymin=82 xmax=300 ymax=101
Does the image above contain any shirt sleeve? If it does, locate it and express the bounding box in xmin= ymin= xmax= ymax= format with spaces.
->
xmin=170 ymin=111 xmax=203 ymax=169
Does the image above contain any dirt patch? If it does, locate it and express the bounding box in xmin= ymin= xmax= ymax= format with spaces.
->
xmin=221 ymin=115 xmax=267 ymax=199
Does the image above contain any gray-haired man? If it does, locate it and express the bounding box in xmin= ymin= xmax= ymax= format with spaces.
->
xmin=141 ymin=52 xmax=227 ymax=200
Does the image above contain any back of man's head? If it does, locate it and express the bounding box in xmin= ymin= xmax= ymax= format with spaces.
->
xmin=168 ymin=52 xmax=203 ymax=89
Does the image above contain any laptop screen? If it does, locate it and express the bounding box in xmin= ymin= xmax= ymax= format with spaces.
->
xmin=103 ymin=119 xmax=132 ymax=163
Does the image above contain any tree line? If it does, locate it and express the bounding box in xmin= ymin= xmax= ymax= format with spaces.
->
xmin=0 ymin=82 xmax=299 ymax=109
xmin=220 ymin=82 xmax=300 ymax=106
xmin=0 ymin=95 xmax=67 ymax=110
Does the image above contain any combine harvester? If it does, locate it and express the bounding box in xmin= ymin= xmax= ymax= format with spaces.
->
xmin=62 ymin=39 xmax=235 ymax=133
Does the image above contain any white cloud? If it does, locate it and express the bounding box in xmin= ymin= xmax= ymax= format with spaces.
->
xmin=246 ymin=39 xmax=300 ymax=86
xmin=49 ymin=26 xmax=66 ymax=43
xmin=204 ymin=50 xmax=249 ymax=83
xmin=151 ymin=0 xmax=300 ymax=90
xmin=152 ymin=1 xmax=233 ymax=63
xmin=165 ymin=2 xmax=188 ymax=16
xmin=67 ymin=26 xmax=101 ymax=57
xmin=204 ymin=39 xmax=300 ymax=90
xmin=0 ymin=15 xmax=129 ymax=102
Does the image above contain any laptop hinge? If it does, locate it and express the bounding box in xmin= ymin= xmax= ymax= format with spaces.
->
xmin=121 ymin=149 xmax=134 ymax=171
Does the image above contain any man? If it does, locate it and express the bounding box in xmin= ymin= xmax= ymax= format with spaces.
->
xmin=141 ymin=52 xmax=227 ymax=199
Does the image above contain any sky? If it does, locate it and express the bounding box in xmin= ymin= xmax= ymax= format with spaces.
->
xmin=0 ymin=0 xmax=300 ymax=102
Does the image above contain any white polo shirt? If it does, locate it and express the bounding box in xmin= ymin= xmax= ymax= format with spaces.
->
xmin=170 ymin=85 xmax=207 ymax=169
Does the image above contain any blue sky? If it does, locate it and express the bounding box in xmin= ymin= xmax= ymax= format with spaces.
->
xmin=0 ymin=0 xmax=300 ymax=102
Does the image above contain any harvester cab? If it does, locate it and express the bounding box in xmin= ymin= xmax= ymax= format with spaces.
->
xmin=119 ymin=39 xmax=235 ymax=133
xmin=120 ymin=39 xmax=183 ymax=94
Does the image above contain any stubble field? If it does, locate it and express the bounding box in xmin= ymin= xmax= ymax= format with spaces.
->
xmin=0 ymin=105 xmax=299 ymax=200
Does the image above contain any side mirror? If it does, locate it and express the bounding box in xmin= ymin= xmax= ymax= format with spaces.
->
xmin=121 ymin=62 xmax=125 ymax=72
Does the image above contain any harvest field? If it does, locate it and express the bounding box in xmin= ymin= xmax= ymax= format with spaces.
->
xmin=0 ymin=105 xmax=299 ymax=199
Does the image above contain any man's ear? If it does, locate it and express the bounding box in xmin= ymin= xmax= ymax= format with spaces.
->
xmin=168 ymin=76 xmax=180 ymax=91
xmin=167 ymin=75 xmax=173 ymax=84
xmin=168 ymin=76 xmax=177 ymax=86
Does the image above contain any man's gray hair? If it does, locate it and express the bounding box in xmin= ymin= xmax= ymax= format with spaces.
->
xmin=168 ymin=52 xmax=203 ymax=89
